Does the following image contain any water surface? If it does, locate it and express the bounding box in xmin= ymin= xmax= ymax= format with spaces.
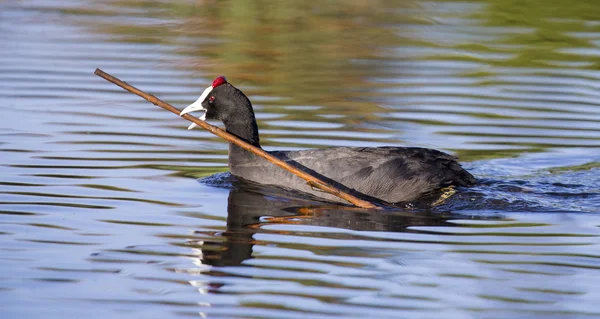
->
xmin=1 ymin=1 xmax=600 ymax=318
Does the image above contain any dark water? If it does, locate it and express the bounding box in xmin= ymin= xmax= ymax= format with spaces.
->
xmin=2 ymin=1 xmax=600 ymax=318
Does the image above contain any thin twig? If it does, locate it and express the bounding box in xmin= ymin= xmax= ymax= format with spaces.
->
xmin=94 ymin=68 xmax=379 ymax=209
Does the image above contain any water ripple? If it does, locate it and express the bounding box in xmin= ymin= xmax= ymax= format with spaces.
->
xmin=2 ymin=1 xmax=600 ymax=318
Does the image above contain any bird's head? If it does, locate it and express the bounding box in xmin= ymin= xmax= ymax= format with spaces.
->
xmin=181 ymin=76 xmax=252 ymax=130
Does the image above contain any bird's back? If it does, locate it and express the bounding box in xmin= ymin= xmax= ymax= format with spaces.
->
xmin=230 ymin=146 xmax=475 ymax=204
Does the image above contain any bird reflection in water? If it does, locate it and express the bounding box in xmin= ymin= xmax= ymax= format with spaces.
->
xmin=185 ymin=177 xmax=487 ymax=295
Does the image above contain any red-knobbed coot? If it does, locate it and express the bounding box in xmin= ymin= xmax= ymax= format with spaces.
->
xmin=180 ymin=76 xmax=475 ymax=204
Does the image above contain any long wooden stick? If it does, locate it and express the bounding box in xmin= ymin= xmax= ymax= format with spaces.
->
xmin=94 ymin=68 xmax=378 ymax=209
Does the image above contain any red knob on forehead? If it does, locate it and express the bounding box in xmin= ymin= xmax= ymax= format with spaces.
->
xmin=212 ymin=76 xmax=227 ymax=88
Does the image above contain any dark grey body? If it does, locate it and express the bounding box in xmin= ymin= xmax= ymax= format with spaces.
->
xmin=229 ymin=144 xmax=475 ymax=204
xmin=196 ymin=81 xmax=476 ymax=204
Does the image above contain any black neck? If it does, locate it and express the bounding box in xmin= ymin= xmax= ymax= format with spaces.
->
xmin=225 ymin=118 xmax=260 ymax=161
xmin=220 ymin=98 xmax=261 ymax=165
xmin=223 ymin=117 xmax=260 ymax=148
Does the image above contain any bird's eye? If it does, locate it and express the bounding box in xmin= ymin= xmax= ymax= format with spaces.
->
xmin=209 ymin=96 xmax=215 ymax=103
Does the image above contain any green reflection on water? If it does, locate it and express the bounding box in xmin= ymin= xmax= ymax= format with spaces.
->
xmin=69 ymin=0 xmax=600 ymax=161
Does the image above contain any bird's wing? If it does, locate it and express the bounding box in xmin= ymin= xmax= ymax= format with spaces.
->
xmin=275 ymin=147 xmax=474 ymax=203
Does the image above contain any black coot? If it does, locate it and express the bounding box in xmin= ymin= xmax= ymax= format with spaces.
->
xmin=181 ymin=76 xmax=475 ymax=204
